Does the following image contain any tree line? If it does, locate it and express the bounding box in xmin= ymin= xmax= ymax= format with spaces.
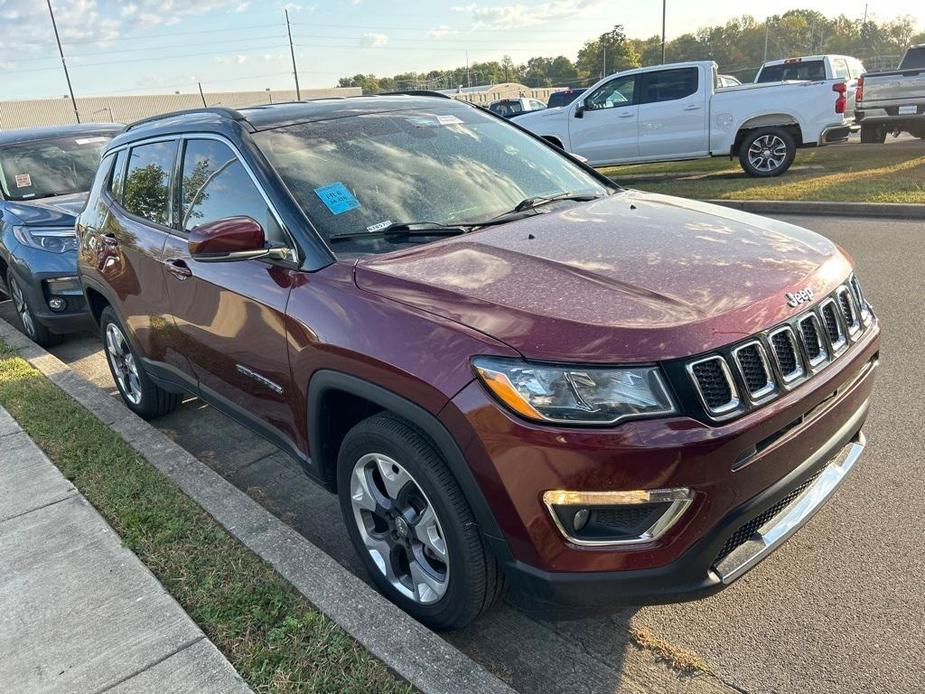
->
xmin=338 ymin=10 xmax=924 ymax=93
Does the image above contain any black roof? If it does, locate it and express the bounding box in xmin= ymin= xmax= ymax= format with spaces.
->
xmin=0 ymin=123 xmax=124 ymax=146
xmin=120 ymin=94 xmax=467 ymax=138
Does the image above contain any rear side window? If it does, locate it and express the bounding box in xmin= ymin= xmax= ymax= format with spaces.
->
xmin=180 ymin=138 xmax=285 ymax=243
xmin=900 ymin=47 xmax=925 ymax=70
xmin=122 ymin=140 xmax=176 ymax=226
xmin=638 ymin=67 xmax=699 ymax=104
xmin=832 ymin=58 xmax=850 ymax=79
xmin=757 ymin=60 xmax=826 ymax=82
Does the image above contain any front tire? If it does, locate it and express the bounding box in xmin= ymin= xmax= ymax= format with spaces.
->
xmin=6 ymin=270 xmax=61 ymax=347
xmin=100 ymin=306 xmax=180 ymax=419
xmin=337 ymin=413 xmax=504 ymax=630
xmin=738 ymin=127 xmax=797 ymax=177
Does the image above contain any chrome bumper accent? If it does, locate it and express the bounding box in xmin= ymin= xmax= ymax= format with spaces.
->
xmin=714 ymin=429 xmax=866 ymax=584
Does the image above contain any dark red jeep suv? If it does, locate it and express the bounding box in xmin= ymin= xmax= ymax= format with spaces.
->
xmin=77 ymin=96 xmax=879 ymax=630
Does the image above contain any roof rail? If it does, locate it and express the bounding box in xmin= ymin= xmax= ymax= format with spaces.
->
xmin=125 ymin=107 xmax=248 ymax=132
xmin=379 ymin=90 xmax=453 ymax=99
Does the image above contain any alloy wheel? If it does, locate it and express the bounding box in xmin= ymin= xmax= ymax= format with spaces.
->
xmin=349 ymin=453 xmax=450 ymax=604
xmin=105 ymin=322 xmax=143 ymax=405
xmin=747 ymin=134 xmax=788 ymax=173
xmin=9 ymin=278 xmax=37 ymax=339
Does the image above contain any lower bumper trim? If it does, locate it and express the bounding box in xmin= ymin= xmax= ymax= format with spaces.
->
xmin=714 ymin=431 xmax=865 ymax=584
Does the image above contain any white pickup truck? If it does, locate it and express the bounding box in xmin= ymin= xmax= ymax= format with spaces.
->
xmin=515 ymin=61 xmax=851 ymax=177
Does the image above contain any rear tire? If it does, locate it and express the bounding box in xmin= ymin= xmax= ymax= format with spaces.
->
xmin=6 ymin=270 xmax=62 ymax=348
xmin=738 ymin=127 xmax=796 ymax=177
xmin=337 ymin=412 xmax=504 ymax=630
xmin=100 ymin=306 xmax=180 ymax=419
xmin=860 ymin=124 xmax=887 ymax=144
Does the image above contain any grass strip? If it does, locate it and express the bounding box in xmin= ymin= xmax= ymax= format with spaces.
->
xmin=598 ymin=141 xmax=925 ymax=204
xmin=0 ymin=339 xmax=411 ymax=694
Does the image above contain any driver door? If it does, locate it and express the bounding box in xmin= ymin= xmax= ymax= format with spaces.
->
xmin=567 ymin=74 xmax=639 ymax=165
xmin=160 ymin=136 xmax=302 ymax=451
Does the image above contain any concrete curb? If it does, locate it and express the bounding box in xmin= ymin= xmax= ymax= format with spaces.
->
xmin=0 ymin=318 xmax=514 ymax=694
xmin=702 ymin=198 xmax=925 ymax=219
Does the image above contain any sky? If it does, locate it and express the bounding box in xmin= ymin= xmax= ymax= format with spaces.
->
xmin=1 ymin=0 xmax=923 ymax=101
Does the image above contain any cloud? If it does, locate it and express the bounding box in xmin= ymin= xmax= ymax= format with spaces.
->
xmin=360 ymin=32 xmax=388 ymax=47
xmin=428 ymin=25 xmax=454 ymax=38
xmin=451 ymin=0 xmax=603 ymax=29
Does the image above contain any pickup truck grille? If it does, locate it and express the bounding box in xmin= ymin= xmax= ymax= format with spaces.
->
xmin=686 ymin=275 xmax=872 ymax=420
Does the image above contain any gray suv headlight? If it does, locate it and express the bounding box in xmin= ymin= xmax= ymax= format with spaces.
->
xmin=12 ymin=226 xmax=78 ymax=253
xmin=472 ymin=357 xmax=677 ymax=425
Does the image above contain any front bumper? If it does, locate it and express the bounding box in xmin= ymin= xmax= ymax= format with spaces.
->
xmin=5 ymin=246 xmax=93 ymax=335
xmin=441 ymin=322 xmax=879 ymax=614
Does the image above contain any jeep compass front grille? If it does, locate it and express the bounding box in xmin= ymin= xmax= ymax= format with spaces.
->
xmin=683 ymin=275 xmax=872 ymax=421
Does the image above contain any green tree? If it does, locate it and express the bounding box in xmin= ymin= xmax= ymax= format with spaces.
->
xmin=577 ymin=25 xmax=640 ymax=79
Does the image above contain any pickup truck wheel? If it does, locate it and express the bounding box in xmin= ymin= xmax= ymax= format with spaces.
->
xmin=337 ymin=412 xmax=504 ymax=630
xmin=100 ymin=307 xmax=181 ymax=419
xmin=860 ymin=124 xmax=887 ymax=144
xmin=739 ymin=128 xmax=796 ymax=177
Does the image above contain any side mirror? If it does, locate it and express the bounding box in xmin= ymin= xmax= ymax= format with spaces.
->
xmin=574 ymin=100 xmax=585 ymax=119
xmin=189 ymin=216 xmax=282 ymax=263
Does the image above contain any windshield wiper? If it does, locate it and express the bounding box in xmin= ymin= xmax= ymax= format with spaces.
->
xmin=512 ymin=192 xmax=604 ymax=213
xmin=328 ymin=221 xmax=474 ymax=242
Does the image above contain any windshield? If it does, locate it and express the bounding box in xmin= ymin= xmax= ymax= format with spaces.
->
xmin=0 ymin=134 xmax=113 ymax=201
xmin=255 ymin=105 xmax=612 ymax=254
xmin=756 ymin=60 xmax=826 ymax=82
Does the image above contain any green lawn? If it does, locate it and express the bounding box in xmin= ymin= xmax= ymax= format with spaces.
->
xmin=0 ymin=340 xmax=410 ymax=694
xmin=598 ymin=140 xmax=925 ymax=204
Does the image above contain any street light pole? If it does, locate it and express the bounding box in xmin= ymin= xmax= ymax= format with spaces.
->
xmin=661 ymin=0 xmax=667 ymax=64
xmin=285 ymin=9 xmax=301 ymax=100
xmin=46 ymin=0 xmax=79 ymax=123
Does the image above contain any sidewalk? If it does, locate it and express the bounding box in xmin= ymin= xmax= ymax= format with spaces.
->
xmin=0 ymin=405 xmax=250 ymax=693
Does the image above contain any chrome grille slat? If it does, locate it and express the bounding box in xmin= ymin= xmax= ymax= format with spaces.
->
xmin=684 ymin=275 xmax=872 ymax=421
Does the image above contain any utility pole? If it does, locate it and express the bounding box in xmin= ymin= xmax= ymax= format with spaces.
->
xmin=285 ymin=9 xmax=301 ymax=100
xmin=466 ymin=50 xmax=471 ymax=88
xmin=46 ymin=0 xmax=79 ymax=123
xmin=601 ymin=46 xmax=606 ymax=78
xmin=661 ymin=0 xmax=667 ymax=64
xmin=863 ymin=3 xmax=868 ymax=23
xmin=198 ymin=82 xmax=207 ymax=107
xmin=763 ymin=21 xmax=770 ymax=62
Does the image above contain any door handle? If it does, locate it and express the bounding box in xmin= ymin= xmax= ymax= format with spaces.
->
xmin=683 ymin=104 xmax=702 ymax=111
xmin=618 ymin=112 xmax=635 ymax=118
xmin=165 ymin=258 xmax=192 ymax=280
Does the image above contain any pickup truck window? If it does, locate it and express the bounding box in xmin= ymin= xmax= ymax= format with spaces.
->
xmin=757 ymin=60 xmax=825 ymax=82
xmin=900 ymin=47 xmax=925 ymax=70
xmin=848 ymin=58 xmax=867 ymax=79
xmin=586 ymin=75 xmax=635 ymax=110
xmin=832 ymin=58 xmax=850 ymax=80
xmin=638 ymin=67 xmax=698 ymax=104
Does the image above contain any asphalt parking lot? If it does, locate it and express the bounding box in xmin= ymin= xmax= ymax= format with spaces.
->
xmin=3 ymin=214 xmax=922 ymax=694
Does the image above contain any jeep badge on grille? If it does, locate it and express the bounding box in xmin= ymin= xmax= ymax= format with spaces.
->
xmin=786 ymin=288 xmax=814 ymax=308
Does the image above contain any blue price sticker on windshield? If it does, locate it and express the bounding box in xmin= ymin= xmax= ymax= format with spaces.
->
xmin=314 ymin=182 xmax=360 ymax=215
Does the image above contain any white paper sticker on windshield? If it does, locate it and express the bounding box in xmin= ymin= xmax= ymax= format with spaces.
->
xmin=14 ymin=173 xmax=32 ymax=188
xmin=367 ymin=220 xmax=392 ymax=232
xmin=75 ymin=136 xmax=108 ymax=145
xmin=436 ymin=114 xmax=463 ymax=125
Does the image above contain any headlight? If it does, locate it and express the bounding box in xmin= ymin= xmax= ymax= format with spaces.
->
xmin=12 ymin=226 xmax=78 ymax=253
xmin=472 ymin=357 xmax=677 ymax=425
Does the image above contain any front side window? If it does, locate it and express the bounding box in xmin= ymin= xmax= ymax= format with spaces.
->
xmin=122 ymin=140 xmax=175 ymax=226
xmin=585 ymin=75 xmax=635 ymax=110
xmin=638 ymin=68 xmax=699 ymax=104
xmin=254 ymin=106 xmax=611 ymax=255
xmin=0 ymin=134 xmax=113 ymax=201
xmin=180 ymin=139 xmax=285 ymax=244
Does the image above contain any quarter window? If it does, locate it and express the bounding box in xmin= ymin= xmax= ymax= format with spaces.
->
xmin=638 ymin=68 xmax=699 ymax=104
xmin=108 ymin=149 xmax=128 ymax=202
xmin=122 ymin=141 xmax=176 ymax=226
xmin=180 ymin=139 xmax=285 ymax=244
xmin=585 ymin=75 xmax=635 ymax=110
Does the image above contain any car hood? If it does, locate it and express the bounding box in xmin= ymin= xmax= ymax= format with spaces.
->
xmin=354 ymin=190 xmax=853 ymax=363
xmin=3 ymin=192 xmax=88 ymax=227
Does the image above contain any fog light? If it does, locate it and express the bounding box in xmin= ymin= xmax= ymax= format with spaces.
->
xmin=573 ymin=508 xmax=590 ymax=531
xmin=48 ymin=297 xmax=66 ymax=312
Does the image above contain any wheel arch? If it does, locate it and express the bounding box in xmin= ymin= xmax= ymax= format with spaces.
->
xmin=541 ymin=135 xmax=565 ymax=149
xmin=732 ymin=116 xmax=804 ymax=156
xmin=307 ymin=369 xmax=513 ymax=562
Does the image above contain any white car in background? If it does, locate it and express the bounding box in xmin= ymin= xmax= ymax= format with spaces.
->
xmin=514 ymin=60 xmax=852 ymax=177
xmin=755 ymin=54 xmax=867 ymax=117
